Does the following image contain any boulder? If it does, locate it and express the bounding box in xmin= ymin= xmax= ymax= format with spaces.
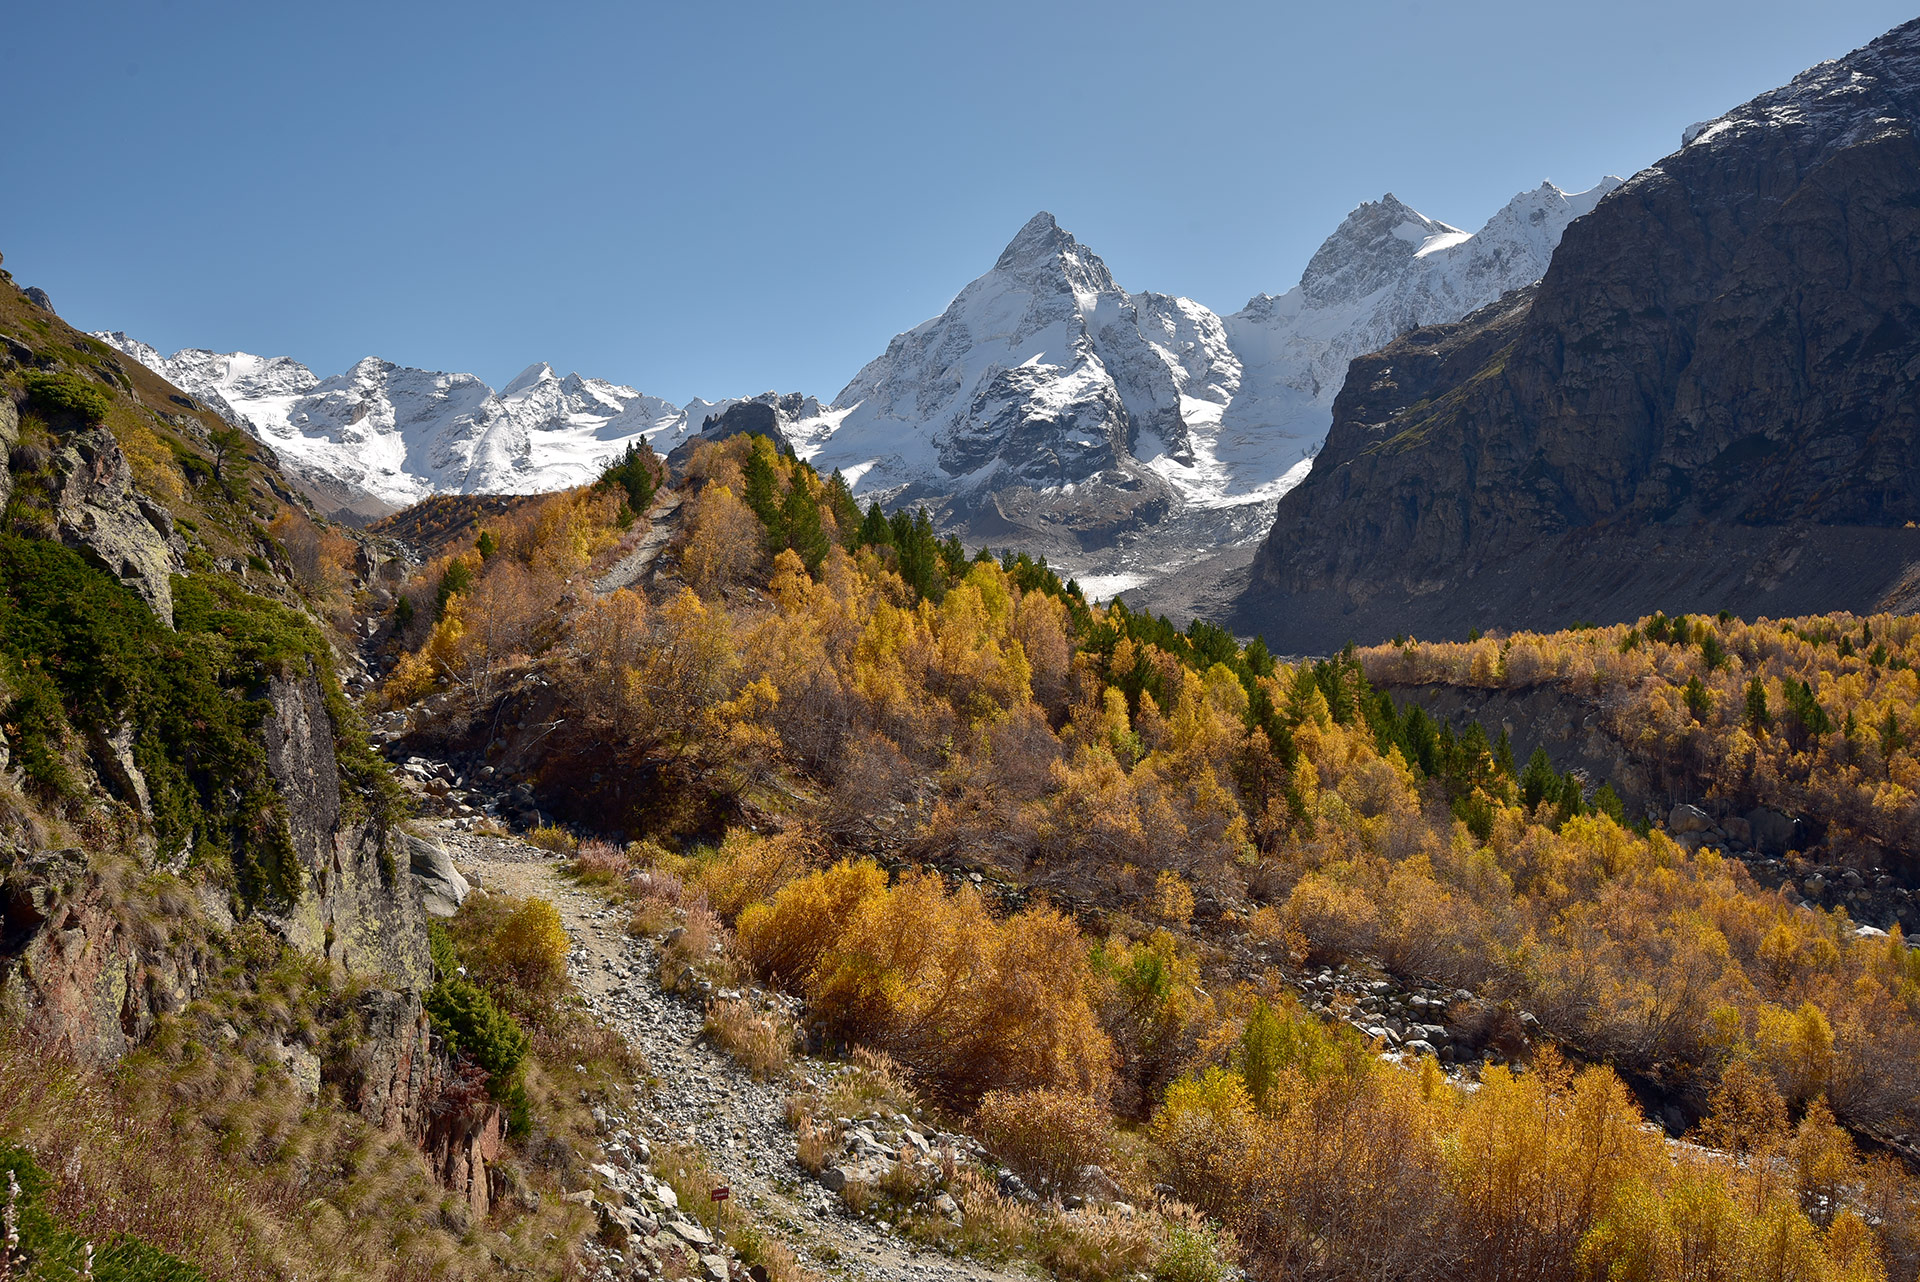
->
xmin=1668 ymin=803 xmax=1713 ymax=834
xmin=1077 ymin=1164 xmax=1126 ymax=1203
xmin=818 ymin=1166 xmax=848 ymax=1192
xmin=407 ymin=831 xmax=471 ymax=917
xmin=1748 ymin=808 xmax=1800 ymax=856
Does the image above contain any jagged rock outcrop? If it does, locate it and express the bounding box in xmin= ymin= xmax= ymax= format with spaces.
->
xmin=665 ymin=396 xmax=801 ymax=474
xmin=0 ymin=849 xmax=206 ymax=1062
xmin=262 ymin=670 xmax=431 ymax=988
xmin=50 ymin=428 xmax=186 ymax=626
xmin=1240 ymin=18 xmax=1920 ymax=652
xmin=343 ymin=988 xmax=504 ymax=1220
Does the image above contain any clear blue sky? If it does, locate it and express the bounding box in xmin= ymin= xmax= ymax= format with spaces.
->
xmin=3 ymin=0 xmax=1911 ymax=404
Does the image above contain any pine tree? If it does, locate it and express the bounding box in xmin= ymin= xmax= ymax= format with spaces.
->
xmin=1239 ymin=1000 xmax=1285 ymax=1114
xmin=823 ymin=469 xmax=861 ymax=546
xmin=742 ymin=437 xmax=783 ymax=530
xmin=1520 ymin=748 xmax=1558 ymax=811
xmin=1555 ymin=772 xmax=1586 ymax=825
xmin=781 ymin=482 xmax=830 ymax=576
xmin=599 ymin=439 xmax=659 ymax=519
xmin=1700 ymin=632 xmax=1727 ymax=671
xmin=858 ymin=501 xmax=894 ymax=549
xmin=1685 ymin=675 xmax=1712 ymax=722
xmin=1745 ymin=678 xmax=1771 ymax=732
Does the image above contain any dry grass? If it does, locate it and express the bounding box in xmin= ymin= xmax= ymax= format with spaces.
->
xmin=567 ymin=839 xmax=630 ymax=887
xmin=898 ymin=1166 xmax=1173 ymax=1282
xmin=657 ymin=896 xmax=744 ymax=992
xmin=819 ymin=1048 xmax=918 ymax=1120
xmin=703 ymin=998 xmax=793 ymax=1080
xmin=651 ymin=1137 xmax=816 ymax=1282
xmin=794 ymin=1119 xmax=833 ymax=1175
xmin=526 ymin=824 xmax=578 ymax=854
xmin=0 ymin=1005 xmax=594 ymax=1282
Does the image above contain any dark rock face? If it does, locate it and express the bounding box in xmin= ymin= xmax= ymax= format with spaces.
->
xmin=665 ymin=396 xmax=800 ymax=474
xmin=1241 ymin=19 xmax=1920 ymax=652
xmin=262 ymin=671 xmax=430 ymax=990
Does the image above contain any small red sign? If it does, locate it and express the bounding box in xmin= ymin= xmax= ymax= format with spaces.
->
xmin=711 ymin=1186 xmax=731 ymax=1202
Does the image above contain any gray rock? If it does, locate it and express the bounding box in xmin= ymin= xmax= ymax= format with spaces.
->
xmin=667 ymin=1217 xmax=714 ymax=1248
xmin=0 ymin=396 xmax=16 ymax=512
xmin=86 ymin=720 xmax=153 ymax=820
xmin=23 ymin=286 xmax=52 ymax=312
xmin=1747 ymin=808 xmax=1800 ymax=856
xmin=407 ymin=831 xmax=472 ymax=918
xmin=1669 ymin=804 xmax=1713 ymax=835
xmin=1405 ymin=1039 xmax=1440 ymax=1058
xmin=818 ymin=1166 xmax=848 ymax=1192
xmin=1077 ymin=1163 xmax=1126 ymax=1203
xmin=52 ymin=429 xmax=185 ymax=626
xmin=274 ymin=1038 xmax=321 ymax=1098
xmin=699 ymin=1254 xmax=730 ymax=1282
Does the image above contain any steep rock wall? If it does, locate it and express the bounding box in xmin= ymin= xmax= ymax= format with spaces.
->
xmin=1241 ymin=19 xmax=1920 ymax=651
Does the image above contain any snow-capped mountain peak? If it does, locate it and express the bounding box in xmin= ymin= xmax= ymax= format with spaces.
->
xmin=1299 ymin=194 xmax=1467 ymax=306
xmin=92 ymin=336 xmax=727 ymax=512
xmin=97 ymin=177 xmax=1618 ymax=582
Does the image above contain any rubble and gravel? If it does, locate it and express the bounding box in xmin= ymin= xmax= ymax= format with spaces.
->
xmin=436 ymin=826 xmax=1029 ymax=1282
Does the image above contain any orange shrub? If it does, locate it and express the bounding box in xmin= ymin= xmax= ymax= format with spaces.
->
xmin=976 ymin=1087 xmax=1113 ymax=1198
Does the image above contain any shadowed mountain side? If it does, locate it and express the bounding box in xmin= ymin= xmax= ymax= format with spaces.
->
xmin=1237 ymin=18 xmax=1920 ymax=652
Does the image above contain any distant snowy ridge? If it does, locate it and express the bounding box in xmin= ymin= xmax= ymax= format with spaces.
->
xmin=96 ymin=333 xmax=823 ymax=511
xmin=97 ymin=176 xmax=1618 ymax=540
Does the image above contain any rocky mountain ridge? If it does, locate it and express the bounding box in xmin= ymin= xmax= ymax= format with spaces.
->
xmin=96 ymin=176 xmax=1615 ymax=584
xmin=96 ymin=331 xmax=821 ymax=520
xmin=1237 ymin=17 xmax=1920 ymax=652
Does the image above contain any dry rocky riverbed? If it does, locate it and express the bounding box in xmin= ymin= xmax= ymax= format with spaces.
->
xmin=435 ymin=825 xmax=1034 ymax=1282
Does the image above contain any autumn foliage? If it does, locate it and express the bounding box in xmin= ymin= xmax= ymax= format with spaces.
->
xmin=377 ymin=438 xmax=1920 ymax=1278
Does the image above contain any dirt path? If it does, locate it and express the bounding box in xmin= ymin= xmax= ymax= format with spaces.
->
xmin=594 ymin=493 xmax=683 ymax=595
xmin=434 ymin=825 xmax=1031 ymax=1282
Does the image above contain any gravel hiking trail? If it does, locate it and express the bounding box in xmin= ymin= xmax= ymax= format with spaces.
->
xmin=438 ymin=827 xmax=1033 ymax=1282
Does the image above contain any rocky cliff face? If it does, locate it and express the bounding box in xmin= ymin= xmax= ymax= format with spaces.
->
xmin=0 ymin=848 xmax=208 ymax=1062
xmin=51 ymin=428 xmax=186 ymax=626
xmin=1241 ymin=18 xmax=1920 ymax=653
xmin=262 ymin=670 xmax=431 ymax=989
